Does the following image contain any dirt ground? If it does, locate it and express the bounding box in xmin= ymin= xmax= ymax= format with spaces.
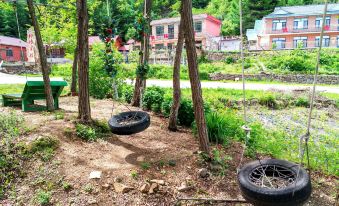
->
xmin=0 ymin=97 xmax=337 ymax=206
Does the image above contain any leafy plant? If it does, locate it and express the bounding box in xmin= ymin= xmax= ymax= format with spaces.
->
xmin=62 ymin=181 xmax=72 ymax=191
xmin=130 ymin=170 xmax=138 ymax=179
xmin=76 ymin=124 xmax=97 ymax=141
xmin=295 ymin=96 xmax=310 ymax=107
xmin=28 ymin=136 xmax=59 ymax=161
xmin=140 ymin=162 xmax=151 ymax=170
xmin=35 ymin=190 xmax=51 ymax=206
xmin=142 ymin=86 xmax=165 ymax=111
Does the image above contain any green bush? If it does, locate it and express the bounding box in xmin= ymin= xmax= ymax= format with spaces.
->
xmin=76 ymin=123 xmax=97 ymax=141
xmin=225 ymin=56 xmax=235 ymax=64
xmin=194 ymin=112 xmax=245 ymax=145
xmin=178 ymin=98 xmax=210 ymax=127
xmin=28 ymin=136 xmax=59 ymax=161
xmin=142 ymin=86 xmax=165 ymax=111
xmin=35 ymin=190 xmax=51 ymax=205
xmin=161 ymin=95 xmax=173 ymax=118
xmin=119 ymin=84 xmax=134 ymax=103
xmin=295 ymin=96 xmax=310 ymax=107
xmin=259 ymin=94 xmax=278 ymax=109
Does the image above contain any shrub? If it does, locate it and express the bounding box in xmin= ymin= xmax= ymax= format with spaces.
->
xmin=193 ymin=111 xmax=244 ymax=144
xmin=35 ymin=190 xmax=51 ymax=206
xmin=295 ymin=96 xmax=310 ymax=107
xmin=28 ymin=136 xmax=59 ymax=161
xmin=142 ymin=86 xmax=165 ymax=111
xmin=259 ymin=94 xmax=278 ymax=109
xmin=76 ymin=123 xmax=97 ymax=141
xmin=119 ymin=84 xmax=134 ymax=103
xmin=178 ymin=98 xmax=210 ymax=127
xmin=161 ymin=95 xmax=173 ymax=117
xmin=225 ymin=56 xmax=235 ymax=64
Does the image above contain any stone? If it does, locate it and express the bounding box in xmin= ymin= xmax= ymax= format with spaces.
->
xmin=139 ymin=183 xmax=150 ymax=193
xmin=150 ymin=179 xmax=165 ymax=185
xmin=87 ymin=198 xmax=97 ymax=205
xmin=177 ymin=182 xmax=193 ymax=192
xmin=113 ymin=183 xmax=134 ymax=193
xmin=148 ymin=183 xmax=158 ymax=194
xmin=89 ymin=171 xmax=102 ymax=179
xmin=114 ymin=176 xmax=123 ymax=183
xmin=198 ymin=168 xmax=209 ymax=178
xmin=102 ymin=184 xmax=110 ymax=189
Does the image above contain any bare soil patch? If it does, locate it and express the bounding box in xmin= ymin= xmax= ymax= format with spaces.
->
xmin=0 ymin=97 xmax=337 ymax=205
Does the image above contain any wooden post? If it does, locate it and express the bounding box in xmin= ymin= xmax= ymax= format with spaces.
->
xmin=27 ymin=0 xmax=54 ymax=111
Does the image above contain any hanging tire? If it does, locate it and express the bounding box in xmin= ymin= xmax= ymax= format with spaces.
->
xmin=108 ymin=111 xmax=150 ymax=135
xmin=238 ymin=159 xmax=312 ymax=206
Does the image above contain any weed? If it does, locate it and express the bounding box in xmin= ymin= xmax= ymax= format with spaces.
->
xmin=158 ymin=160 xmax=165 ymax=167
xmin=130 ymin=170 xmax=138 ymax=179
xmin=62 ymin=181 xmax=72 ymax=191
xmin=35 ymin=190 xmax=51 ymax=206
xmin=140 ymin=162 xmax=151 ymax=170
xmin=168 ymin=159 xmax=176 ymax=167
xmin=76 ymin=123 xmax=97 ymax=141
xmin=295 ymin=96 xmax=310 ymax=107
xmin=28 ymin=136 xmax=59 ymax=161
xmin=63 ymin=127 xmax=74 ymax=138
xmin=259 ymin=94 xmax=278 ymax=109
xmin=83 ymin=184 xmax=93 ymax=193
xmin=54 ymin=111 xmax=65 ymax=120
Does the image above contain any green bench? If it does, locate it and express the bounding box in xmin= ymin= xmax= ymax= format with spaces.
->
xmin=1 ymin=80 xmax=68 ymax=112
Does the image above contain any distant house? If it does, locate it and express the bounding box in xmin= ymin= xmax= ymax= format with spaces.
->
xmin=0 ymin=35 xmax=28 ymax=62
xmin=89 ymin=35 xmax=127 ymax=52
xmin=246 ymin=4 xmax=339 ymax=50
xmin=128 ymin=14 xmax=222 ymax=51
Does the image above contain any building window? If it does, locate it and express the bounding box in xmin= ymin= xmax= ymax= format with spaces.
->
xmin=337 ymin=36 xmax=339 ymax=48
xmin=168 ymin=24 xmax=174 ymax=39
xmin=272 ymin=19 xmax=286 ymax=31
xmin=156 ymin=26 xmax=164 ymax=36
xmin=315 ymin=16 xmax=330 ymax=28
xmin=6 ymin=48 xmax=13 ymax=57
xmin=315 ymin=36 xmax=330 ymax=47
xmin=272 ymin=38 xmax=286 ymax=49
xmin=293 ymin=18 xmax=308 ymax=30
xmin=194 ymin=21 xmax=202 ymax=33
xmin=155 ymin=44 xmax=164 ymax=50
xmin=293 ymin=37 xmax=307 ymax=48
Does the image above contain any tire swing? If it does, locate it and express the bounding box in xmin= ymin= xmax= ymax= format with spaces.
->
xmin=236 ymin=1 xmax=328 ymax=205
xmin=101 ymin=0 xmax=150 ymax=135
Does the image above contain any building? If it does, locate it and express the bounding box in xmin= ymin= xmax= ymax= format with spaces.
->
xmin=0 ymin=35 xmax=28 ymax=62
xmin=246 ymin=4 xmax=339 ymax=50
xmin=129 ymin=14 xmax=222 ymax=51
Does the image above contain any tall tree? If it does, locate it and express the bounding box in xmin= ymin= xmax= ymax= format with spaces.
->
xmin=76 ymin=0 xmax=91 ymax=122
xmin=168 ymin=11 xmax=185 ymax=131
xmin=131 ymin=0 xmax=152 ymax=107
xmin=71 ymin=46 xmax=78 ymax=95
xmin=182 ymin=0 xmax=209 ymax=153
xmin=27 ymin=0 xmax=55 ymax=111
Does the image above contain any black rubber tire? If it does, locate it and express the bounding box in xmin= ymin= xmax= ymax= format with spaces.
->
xmin=108 ymin=111 xmax=150 ymax=135
xmin=238 ymin=159 xmax=312 ymax=206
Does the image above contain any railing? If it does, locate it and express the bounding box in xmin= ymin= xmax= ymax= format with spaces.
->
xmin=256 ymin=40 xmax=339 ymax=50
xmin=266 ymin=25 xmax=339 ymax=34
xmin=151 ymin=32 xmax=205 ymax=41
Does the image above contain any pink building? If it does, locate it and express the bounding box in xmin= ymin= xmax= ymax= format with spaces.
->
xmin=247 ymin=4 xmax=339 ymax=50
xmin=131 ymin=14 xmax=222 ymax=51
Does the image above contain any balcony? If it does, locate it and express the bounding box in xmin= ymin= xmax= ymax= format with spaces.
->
xmin=257 ymin=40 xmax=339 ymax=50
xmin=266 ymin=25 xmax=339 ymax=34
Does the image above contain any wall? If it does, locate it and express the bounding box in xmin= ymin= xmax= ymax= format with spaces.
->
xmin=0 ymin=45 xmax=27 ymax=62
xmin=210 ymin=73 xmax=339 ymax=85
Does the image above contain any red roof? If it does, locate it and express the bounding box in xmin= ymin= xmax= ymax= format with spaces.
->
xmin=207 ymin=15 xmax=222 ymax=25
xmin=0 ymin=36 xmax=27 ymax=47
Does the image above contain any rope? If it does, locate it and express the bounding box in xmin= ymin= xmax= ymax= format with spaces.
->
xmin=293 ymin=0 xmax=328 ymax=196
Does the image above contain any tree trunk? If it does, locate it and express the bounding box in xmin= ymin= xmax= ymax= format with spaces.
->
xmin=131 ymin=0 xmax=152 ymax=107
xmin=168 ymin=14 xmax=185 ymax=131
xmin=27 ymin=0 xmax=54 ymax=111
xmin=76 ymin=0 xmax=91 ymax=122
xmin=182 ymin=0 xmax=209 ymax=153
xmin=71 ymin=46 xmax=78 ymax=95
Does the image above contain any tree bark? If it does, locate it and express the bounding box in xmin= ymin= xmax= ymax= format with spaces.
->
xmin=27 ymin=0 xmax=54 ymax=111
xmin=71 ymin=46 xmax=78 ymax=95
xmin=131 ymin=0 xmax=152 ymax=107
xmin=168 ymin=13 xmax=185 ymax=131
xmin=76 ymin=0 xmax=91 ymax=122
xmin=182 ymin=0 xmax=209 ymax=152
